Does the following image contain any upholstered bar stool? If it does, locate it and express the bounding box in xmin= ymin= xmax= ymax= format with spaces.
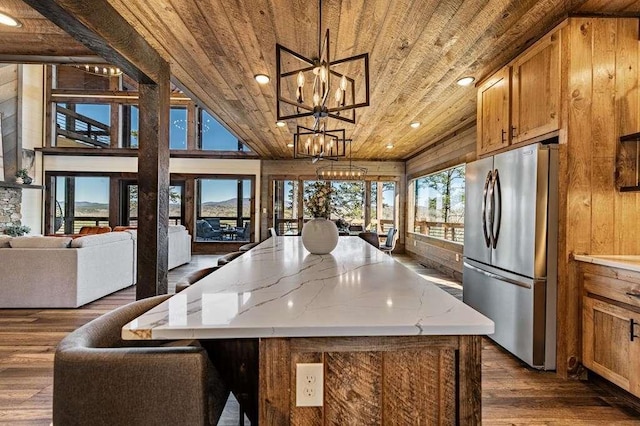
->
xmin=175 ymin=266 xmax=220 ymax=293
xmin=239 ymin=242 xmax=259 ymax=252
xmin=53 ymin=295 xmax=229 ymax=426
xmin=217 ymin=251 xmax=244 ymax=266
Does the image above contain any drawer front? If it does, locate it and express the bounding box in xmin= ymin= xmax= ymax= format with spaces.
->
xmin=583 ymin=273 xmax=640 ymax=309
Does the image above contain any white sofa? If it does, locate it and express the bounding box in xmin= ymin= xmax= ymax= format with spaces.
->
xmin=0 ymin=232 xmax=135 ymax=308
xmin=127 ymin=225 xmax=192 ymax=277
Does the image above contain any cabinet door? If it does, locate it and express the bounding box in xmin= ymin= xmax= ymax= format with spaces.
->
xmin=511 ymin=31 xmax=560 ymax=143
xmin=477 ymin=67 xmax=510 ymax=155
xmin=583 ymin=296 xmax=640 ymax=396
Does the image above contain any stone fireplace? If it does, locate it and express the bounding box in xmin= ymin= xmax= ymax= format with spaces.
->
xmin=0 ymin=186 xmax=22 ymax=232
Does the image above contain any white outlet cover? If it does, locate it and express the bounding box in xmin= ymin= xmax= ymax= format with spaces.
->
xmin=296 ymin=363 xmax=323 ymax=407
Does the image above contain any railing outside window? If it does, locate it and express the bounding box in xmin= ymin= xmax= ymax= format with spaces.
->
xmin=412 ymin=164 xmax=465 ymax=244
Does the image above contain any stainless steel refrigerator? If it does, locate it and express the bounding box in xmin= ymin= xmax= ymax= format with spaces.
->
xmin=463 ymin=142 xmax=558 ymax=370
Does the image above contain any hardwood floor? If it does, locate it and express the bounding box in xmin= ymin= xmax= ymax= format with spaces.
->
xmin=0 ymin=254 xmax=638 ymax=425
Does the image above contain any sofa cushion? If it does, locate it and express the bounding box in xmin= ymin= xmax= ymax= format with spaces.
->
xmin=169 ymin=225 xmax=186 ymax=234
xmin=10 ymin=236 xmax=72 ymax=248
xmin=0 ymin=235 xmax=12 ymax=248
xmin=71 ymin=231 xmax=132 ymax=248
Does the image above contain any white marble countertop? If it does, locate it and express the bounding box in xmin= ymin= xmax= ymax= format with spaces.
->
xmin=123 ymin=237 xmax=494 ymax=340
xmin=574 ymin=254 xmax=640 ymax=273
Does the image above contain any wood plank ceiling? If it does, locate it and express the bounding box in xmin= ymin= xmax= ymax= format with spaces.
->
xmin=1 ymin=0 xmax=639 ymax=160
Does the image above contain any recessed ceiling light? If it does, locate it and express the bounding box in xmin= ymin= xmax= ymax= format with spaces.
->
xmin=276 ymin=121 xmax=286 ymax=127
xmin=457 ymin=76 xmax=475 ymax=86
xmin=254 ymin=74 xmax=270 ymax=84
xmin=410 ymin=121 xmax=421 ymax=128
xmin=287 ymin=143 xmax=294 ymax=148
xmin=386 ymin=143 xmax=394 ymax=149
xmin=0 ymin=12 xmax=22 ymax=28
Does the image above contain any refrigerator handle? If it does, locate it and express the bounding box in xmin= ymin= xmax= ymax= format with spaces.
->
xmin=491 ymin=169 xmax=502 ymax=249
xmin=463 ymin=262 xmax=533 ymax=289
xmin=481 ymin=171 xmax=492 ymax=248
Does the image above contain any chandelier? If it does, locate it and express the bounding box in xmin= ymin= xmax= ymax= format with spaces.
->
xmin=316 ymin=140 xmax=367 ymax=179
xmin=73 ymin=64 xmax=123 ymax=77
xmin=294 ymin=122 xmax=346 ymax=162
xmin=276 ymin=0 xmax=370 ymax=125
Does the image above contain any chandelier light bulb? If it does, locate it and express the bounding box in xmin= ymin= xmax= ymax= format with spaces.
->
xmin=320 ymin=65 xmax=328 ymax=83
xmin=334 ymin=88 xmax=342 ymax=105
xmin=276 ymin=121 xmax=286 ymax=127
xmin=313 ymin=92 xmax=321 ymax=106
xmin=410 ymin=121 xmax=421 ymax=128
xmin=340 ymin=75 xmax=348 ymax=91
xmin=297 ymin=71 xmax=305 ymax=87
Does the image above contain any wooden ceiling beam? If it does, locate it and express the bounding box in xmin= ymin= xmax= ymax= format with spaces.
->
xmin=22 ymin=0 xmax=166 ymax=84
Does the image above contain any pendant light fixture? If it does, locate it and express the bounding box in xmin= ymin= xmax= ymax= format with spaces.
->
xmin=316 ymin=139 xmax=367 ymax=179
xmin=276 ymin=0 xmax=370 ymax=125
xmin=294 ymin=122 xmax=346 ymax=162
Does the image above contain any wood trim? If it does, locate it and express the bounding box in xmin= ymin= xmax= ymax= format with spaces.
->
xmin=458 ymin=335 xmax=482 ymax=425
xmin=23 ymin=0 xmax=167 ymax=84
xmin=36 ymin=147 xmax=258 ymax=158
xmin=258 ymin=335 xmax=480 ymax=425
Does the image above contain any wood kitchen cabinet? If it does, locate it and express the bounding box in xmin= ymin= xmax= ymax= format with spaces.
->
xmin=477 ymin=67 xmax=510 ymax=155
xmin=476 ymin=27 xmax=561 ymax=156
xmin=511 ymin=31 xmax=561 ymax=144
xmin=580 ymin=263 xmax=640 ymax=398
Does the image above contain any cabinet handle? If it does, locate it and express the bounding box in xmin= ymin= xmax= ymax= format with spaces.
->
xmin=511 ymin=126 xmax=517 ymax=138
xmin=631 ymin=319 xmax=639 ymax=342
xmin=501 ymin=129 xmax=507 ymax=143
xmin=626 ymin=291 xmax=640 ymax=299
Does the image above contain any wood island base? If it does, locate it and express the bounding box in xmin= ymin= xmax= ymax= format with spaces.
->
xmin=259 ymin=335 xmax=482 ymax=425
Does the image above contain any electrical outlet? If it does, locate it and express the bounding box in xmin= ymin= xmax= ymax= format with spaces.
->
xmin=455 ymin=253 xmax=460 ymax=262
xmin=296 ymin=363 xmax=323 ymax=407
xmin=413 ymin=240 xmax=417 ymax=247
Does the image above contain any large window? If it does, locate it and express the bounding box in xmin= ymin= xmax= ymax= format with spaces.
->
xmin=54 ymin=176 xmax=110 ymax=234
xmin=121 ymin=182 xmax=184 ymax=226
xmin=273 ymin=179 xmax=396 ymax=235
xmin=55 ymin=103 xmax=111 ymax=147
xmin=123 ymin=106 xmax=188 ymax=149
xmin=200 ymin=109 xmax=249 ymax=151
xmin=412 ymin=164 xmax=465 ymax=243
xmin=196 ymin=178 xmax=253 ymax=242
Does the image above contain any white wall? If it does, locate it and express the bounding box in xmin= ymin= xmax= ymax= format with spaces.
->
xmin=20 ymin=65 xmax=45 ymax=235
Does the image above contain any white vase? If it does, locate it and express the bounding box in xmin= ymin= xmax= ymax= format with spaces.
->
xmin=301 ymin=218 xmax=339 ymax=254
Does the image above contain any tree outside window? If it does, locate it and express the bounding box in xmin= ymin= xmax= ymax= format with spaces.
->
xmin=413 ymin=165 xmax=465 ymax=243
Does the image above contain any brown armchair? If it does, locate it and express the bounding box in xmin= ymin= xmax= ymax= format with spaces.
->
xmin=53 ymin=295 xmax=229 ymax=426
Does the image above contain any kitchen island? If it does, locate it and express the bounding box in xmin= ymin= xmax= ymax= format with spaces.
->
xmin=123 ymin=237 xmax=493 ymax=425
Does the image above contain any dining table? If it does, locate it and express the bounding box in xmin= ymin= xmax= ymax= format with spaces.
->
xmin=123 ymin=236 xmax=493 ymax=425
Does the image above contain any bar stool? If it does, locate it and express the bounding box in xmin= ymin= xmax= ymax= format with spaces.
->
xmin=239 ymin=242 xmax=259 ymax=252
xmin=218 ymin=251 xmax=244 ymax=266
xmin=175 ymin=266 xmax=220 ymax=293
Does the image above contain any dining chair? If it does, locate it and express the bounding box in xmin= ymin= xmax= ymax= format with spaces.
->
xmin=268 ymin=227 xmax=277 ymax=237
xmin=379 ymin=228 xmax=397 ymax=255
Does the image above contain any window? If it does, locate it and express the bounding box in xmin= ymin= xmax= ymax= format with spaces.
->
xmin=121 ymin=182 xmax=184 ymax=226
xmin=412 ymin=165 xmax=465 ymax=243
xmin=199 ymin=109 xmax=250 ymax=151
xmin=273 ymin=178 xmax=397 ymax=235
xmin=122 ymin=105 xmax=139 ymax=147
xmin=196 ymin=178 xmax=253 ymax=242
xmin=55 ymin=103 xmax=111 ymax=148
xmin=54 ymin=176 xmax=110 ymax=234
xmin=170 ymin=107 xmax=188 ymax=150
xmin=370 ymin=181 xmax=396 ymax=233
